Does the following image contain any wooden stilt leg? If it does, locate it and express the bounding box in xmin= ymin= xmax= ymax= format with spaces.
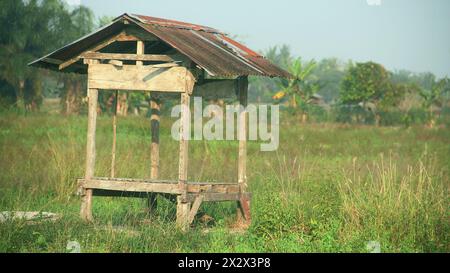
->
xmin=148 ymin=96 xmax=161 ymax=213
xmin=111 ymin=90 xmax=118 ymax=178
xmin=237 ymin=76 xmax=250 ymax=225
xmin=176 ymin=196 xmax=190 ymax=230
xmin=176 ymin=92 xmax=190 ymax=231
xmin=80 ymin=86 xmax=98 ymax=222
xmin=238 ymin=195 xmax=251 ymax=222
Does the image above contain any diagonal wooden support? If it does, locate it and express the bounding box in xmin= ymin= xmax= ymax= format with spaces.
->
xmin=238 ymin=195 xmax=251 ymax=222
xmin=188 ymin=194 xmax=204 ymax=225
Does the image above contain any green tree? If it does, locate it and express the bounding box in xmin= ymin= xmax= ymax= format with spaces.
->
xmin=340 ymin=61 xmax=400 ymax=125
xmin=0 ymin=0 xmax=95 ymax=111
xmin=311 ymin=58 xmax=347 ymax=103
xmin=59 ymin=6 xmax=95 ymax=114
xmin=419 ymin=77 xmax=449 ymax=127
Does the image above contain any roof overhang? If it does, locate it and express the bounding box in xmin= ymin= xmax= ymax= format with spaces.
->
xmin=29 ymin=13 xmax=292 ymax=79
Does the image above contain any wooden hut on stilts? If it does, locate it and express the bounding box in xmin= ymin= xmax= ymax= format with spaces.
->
xmin=30 ymin=14 xmax=290 ymax=230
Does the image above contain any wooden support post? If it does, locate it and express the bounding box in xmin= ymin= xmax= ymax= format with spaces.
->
xmin=177 ymin=196 xmax=190 ymax=231
xmin=176 ymin=92 xmax=190 ymax=230
xmin=148 ymin=96 xmax=161 ymax=213
xmin=188 ymin=195 xmax=204 ymax=225
xmin=136 ymin=40 xmax=144 ymax=66
xmin=80 ymin=85 xmax=98 ymax=222
xmin=150 ymin=97 xmax=161 ymax=179
xmin=237 ymin=76 xmax=251 ymax=224
xmin=111 ymin=90 xmax=118 ymax=178
xmin=238 ymin=76 xmax=248 ymax=191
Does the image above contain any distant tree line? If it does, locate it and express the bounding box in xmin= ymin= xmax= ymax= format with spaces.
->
xmin=1 ymin=1 xmax=449 ymax=127
xmin=0 ymin=0 xmax=112 ymax=114
xmin=251 ymin=45 xmax=450 ymax=127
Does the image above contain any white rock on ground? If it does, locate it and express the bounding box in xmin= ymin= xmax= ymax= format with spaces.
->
xmin=0 ymin=211 xmax=60 ymax=223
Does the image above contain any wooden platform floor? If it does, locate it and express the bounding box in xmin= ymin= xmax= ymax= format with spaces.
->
xmin=78 ymin=177 xmax=249 ymax=202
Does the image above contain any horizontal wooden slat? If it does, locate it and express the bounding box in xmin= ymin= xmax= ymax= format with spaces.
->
xmin=87 ymin=63 xmax=195 ymax=92
xmin=82 ymin=52 xmax=174 ymax=62
xmin=78 ymin=178 xmax=239 ymax=195
xmin=186 ymin=192 xmax=252 ymax=202
xmin=84 ymin=179 xmax=182 ymax=194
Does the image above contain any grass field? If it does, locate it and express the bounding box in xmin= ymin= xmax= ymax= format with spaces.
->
xmin=0 ymin=111 xmax=448 ymax=253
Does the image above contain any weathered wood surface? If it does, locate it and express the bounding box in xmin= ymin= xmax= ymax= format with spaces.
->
xmin=136 ymin=40 xmax=144 ymax=66
xmin=188 ymin=195 xmax=204 ymax=224
xmin=110 ymin=90 xmax=118 ymax=178
xmin=238 ymin=76 xmax=248 ymax=191
xmin=149 ymin=95 xmax=160 ymax=214
xmin=87 ymin=64 xmax=195 ymax=92
xmin=60 ymin=32 xmax=125 ymax=70
xmin=80 ymin=83 xmax=98 ymax=222
xmin=186 ymin=192 xmax=251 ymax=203
xmin=150 ymin=97 xmax=161 ymax=180
xmin=77 ymin=178 xmax=239 ymax=194
xmin=84 ymin=179 xmax=182 ymax=194
xmin=238 ymin=195 xmax=252 ymax=221
xmin=81 ymin=52 xmax=174 ymax=63
xmin=176 ymin=196 xmax=190 ymax=231
xmin=177 ymin=92 xmax=192 ymax=230
xmin=237 ymin=76 xmax=250 ymax=224
xmin=90 ymin=189 xmax=251 ymax=203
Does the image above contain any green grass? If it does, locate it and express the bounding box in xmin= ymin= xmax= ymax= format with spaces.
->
xmin=0 ymin=111 xmax=448 ymax=253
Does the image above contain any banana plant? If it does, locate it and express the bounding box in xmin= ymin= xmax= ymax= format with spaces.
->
xmin=419 ymin=77 xmax=449 ymax=127
xmin=273 ymin=58 xmax=319 ymax=117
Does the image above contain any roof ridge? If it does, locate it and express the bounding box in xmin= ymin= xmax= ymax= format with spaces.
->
xmin=130 ymin=13 xmax=222 ymax=34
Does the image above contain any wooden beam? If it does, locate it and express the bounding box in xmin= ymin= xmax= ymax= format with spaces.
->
xmin=150 ymin=97 xmax=161 ymax=179
xmin=192 ymin=79 xmax=238 ymax=100
xmin=84 ymin=179 xmax=182 ymax=194
xmin=59 ymin=31 xmax=126 ymax=70
xmin=81 ymin=52 xmax=174 ymax=63
xmin=178 ymin=92 xmax=190 ymax=189
xmin=78 ymin=178 xmax=238 ymax=194
xmin=87 ymin=64 xmax=195 ymax=92
xmin=136 ymin=40 xmax=144 ymax=66
xmin=186 ymin=183 xmax=240 ymax=194
xmin=177 ymin=92 xmax=190 ymax=230
xmin=188 ymin=195 xmax=204 ymax=224
xmin=237 ymin=76 xmax=249 ymax=224
xmin=148 ymin=96 xmax=161 ymax=214
xmin=80 ymin=75 xmax=99 ymax=222
xmin=186 ymin=193 xmax=250 ymax=203
xmin=238 ymin=76 xmax=248 ymax=191
xmin=176 ymin=196 xmax=190 ymax=231
xmin=110 ymin=90 xmax=118 ymax=178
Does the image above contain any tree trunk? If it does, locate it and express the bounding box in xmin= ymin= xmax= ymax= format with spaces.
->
xmin=118 ymin=93 xmax=128 ymax=116
xmin=23 ymin=74 xmax=42 ymax=111
xmin=375 ymin=113 xmax=381 ymax=127
xmin=61 ymin=76 xmax=84 ymax=115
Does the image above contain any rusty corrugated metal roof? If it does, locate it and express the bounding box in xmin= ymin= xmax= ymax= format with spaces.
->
xmin=29 ymin=13 xmax=291 ymax=78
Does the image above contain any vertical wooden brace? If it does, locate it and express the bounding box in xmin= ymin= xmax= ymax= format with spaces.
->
xmin=80 ymin=70 xmax=99 ymax=221
xmin=136 ymin=41 xmax=144 ymax=66
xmin=238 ymin=76 xmax=248 ymax=191
xmin=176 ymin=90 xmax=191 ymax=230
xmin=111 ymin=90 xmax=118 ymax=178
xmin=237 ymin=76 xmax=250 ymax=223
xmin=148 ymin=96 xmax=160 ymax=213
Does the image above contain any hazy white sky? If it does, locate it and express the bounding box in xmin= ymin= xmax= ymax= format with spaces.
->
xmin=69 ymin=0 xmax=449 ymax=77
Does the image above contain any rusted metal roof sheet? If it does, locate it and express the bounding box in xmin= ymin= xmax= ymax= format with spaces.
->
xmin=29 ymin=13 xmax=291 ymax=78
